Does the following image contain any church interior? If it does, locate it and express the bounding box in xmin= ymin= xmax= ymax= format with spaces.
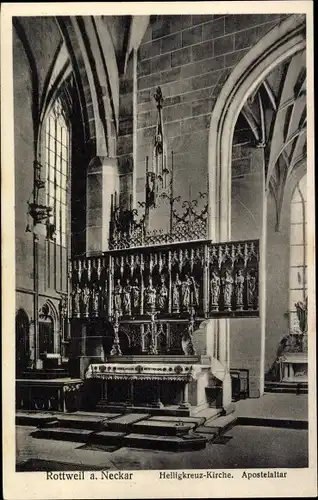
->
xmin=14 ymin=13 xmax=309 ymax=455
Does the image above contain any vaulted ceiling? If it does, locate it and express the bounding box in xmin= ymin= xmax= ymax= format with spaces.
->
xmin=234 ymin=49 xmax=306 ymax=229
xmin=13 ymin=15 xmax=150 ymax=157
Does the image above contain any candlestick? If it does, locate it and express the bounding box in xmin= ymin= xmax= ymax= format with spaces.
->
xmin=171 ymin=151 xmax=174 ymax=201
xmin=170 ymin=151 xmax=174 ymax=234
xmin=161 ymin=142 xmax=164 ymax=178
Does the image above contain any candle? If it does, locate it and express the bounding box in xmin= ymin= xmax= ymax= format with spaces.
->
xmin=189 ymin=184 xmax=192 ymax=201
xmin=146 ymin=156 xmax=149 ymax=175
xmin=171 ymin=151 xmax=174 ymax=198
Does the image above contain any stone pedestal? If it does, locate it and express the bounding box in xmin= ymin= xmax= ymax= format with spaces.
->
xmin=279 ymin=353 xmax=308 ymax=383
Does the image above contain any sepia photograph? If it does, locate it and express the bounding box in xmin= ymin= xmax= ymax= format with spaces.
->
xmin=1 ymin=2 xmax=316 ymax=499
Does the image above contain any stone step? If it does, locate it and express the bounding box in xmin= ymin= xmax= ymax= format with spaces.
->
xmin=124 ymin=432 xmax=207 ymax=451
xmin=236 ymin=416 xmax=308 ymax=430
xmin=90 ymin=430 xmax=126 ymax=446
xmin=95 ymin=401 xmax=127 ymax=413
xmin=16 ymin=412 xmax=58 ymax=427
xmin=203 ymin=413 xmax=237 ymax=435
xmin=105 ymin=413 xmax=150 ymax=432
xmin=29 ymin=422 xmax=207 ymax=451
xmin=149 ymin=415 xmax=205 ymax=426
xmin=75 ymin=411 xmax=122 ymax=419
xmin=265 ymin=386 xmax=308 ymax=394
xmin=132 ymin=419 xmax=195 ymax=436
xmin=192 ymin=430 xmax=218 ymax=442
xmin=265 ymin=381 xmax=308 ymax=387
xmin=52 ymin=414 xmax=109 ymax=431
xmin=195 ymin=425 xmax=220 ymax=435
xmin=32 ymin=427 xmax=93 ymax=443
xmin=193 ymin=407 xmax=221 ymax=420
xmin=95 ymin=401 xmax=190 ymax=417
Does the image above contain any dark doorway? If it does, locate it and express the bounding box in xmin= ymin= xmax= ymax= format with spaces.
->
xmin=39 ymin=316 xmax=54 ymax=354
xmin=16 ymin=309 xmax=30 ymax=377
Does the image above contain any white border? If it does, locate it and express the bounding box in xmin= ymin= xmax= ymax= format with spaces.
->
xmin=1 ymin=2 xmax=316 ymax=499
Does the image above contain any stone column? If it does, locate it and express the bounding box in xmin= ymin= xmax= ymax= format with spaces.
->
xmin=178 ymin=382 xmax=190 ymax=408
xmin=86 ymin=156 xmax=119 ymax=255
xmin=152 ymin=380 xmax=163 ymax=408
xmin=127 ymin=380 xmax=134 ymax=406
xmin=100 ymin=380 xmax=108 ymax=402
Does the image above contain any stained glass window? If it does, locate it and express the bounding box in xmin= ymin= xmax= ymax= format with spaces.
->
xmin=45 ymin=99 xmax=69 ymax=247
xmin=289 ymin=174 xmax=307 ymax=329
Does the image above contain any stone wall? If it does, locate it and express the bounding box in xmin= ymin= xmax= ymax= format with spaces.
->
xmin=13 ymin=19 xmax=67 ymax=361
xmin=136 ymin=14 xmax=283 ymax=212
xmin=14 ymin=27 xmax=35 ymax=294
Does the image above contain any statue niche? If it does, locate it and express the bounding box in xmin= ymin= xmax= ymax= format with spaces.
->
xmin=234 ymin=268 xmax=245 ymax=311
xmin=210 ymin=268 xmax=221 ymax=311
xmin=144 ymin=277 xmax=156 ymax=314
xmin=222 ymin=268 xmax=234 ymax=312
xmin=156 ymin=275 xmax=168 ymax=313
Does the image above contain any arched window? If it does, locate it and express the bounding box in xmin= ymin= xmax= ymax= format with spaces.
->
xmin=289 ymin=174 xmax=307 ymax=329
xmin=45 ymin=98 xmax=69 ymax=248
xmin=43 ymin=96 xmax=70 ymax=292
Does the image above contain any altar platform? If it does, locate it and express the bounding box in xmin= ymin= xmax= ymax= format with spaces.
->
xmin=16 ymin=392 xmax=308 ymax=455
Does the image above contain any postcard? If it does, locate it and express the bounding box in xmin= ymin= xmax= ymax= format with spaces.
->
xmin=1 ymin=1 xmax=316 ymax=498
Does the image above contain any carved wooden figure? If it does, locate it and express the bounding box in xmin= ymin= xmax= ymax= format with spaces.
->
xmin=81 ymin=285 xmax=90 ymax=317
xmin=122 ymin=279 xmax=132 ymax=316
xmin=144 ymin=278 xmax=156 ymax=313
xmin=71 ymin=284 xmax=80 ymax=318
xmin=247 ymin=272 xmax=257 ymax=309
xmin=191 ymin=277 xmax=199 ymax=308
xmin=156 ymin=275 xmax=168 ymax=312
xmin=91 ymin=285 xmax=100 ymax=317
xmin=172 ymin=273 xmax=182 ymax=313
xmin=181 ymin=275 xmax=192 ymax=311
xmin=235 ymin=269 xmax=245 ymax=310
xmin=131 ymin=280 xmax=140 ymax=314
xmin=210 ymin=270 xmax=221 ymax=310
xmin=222 ymin=269 xmax=234 ymax=311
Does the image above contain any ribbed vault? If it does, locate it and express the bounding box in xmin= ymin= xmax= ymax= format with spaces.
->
xmin=234 ymin=49 xmax=306 ymax=230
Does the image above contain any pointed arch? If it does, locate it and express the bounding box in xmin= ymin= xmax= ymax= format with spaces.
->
xmin=55 ymin=16 xmax=93 ymax=149
xmin=38 ymin=40 xmax=73 ymax=131
xmin=40 ymin=299 xmax=59 ymax=324
xmin=208 ymin=14 xmax=306 ymax=242
xmin=207 ymin=14 xmax=306 ymax=399
xmin=39 ymin=299 xmax=60 ymax=354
